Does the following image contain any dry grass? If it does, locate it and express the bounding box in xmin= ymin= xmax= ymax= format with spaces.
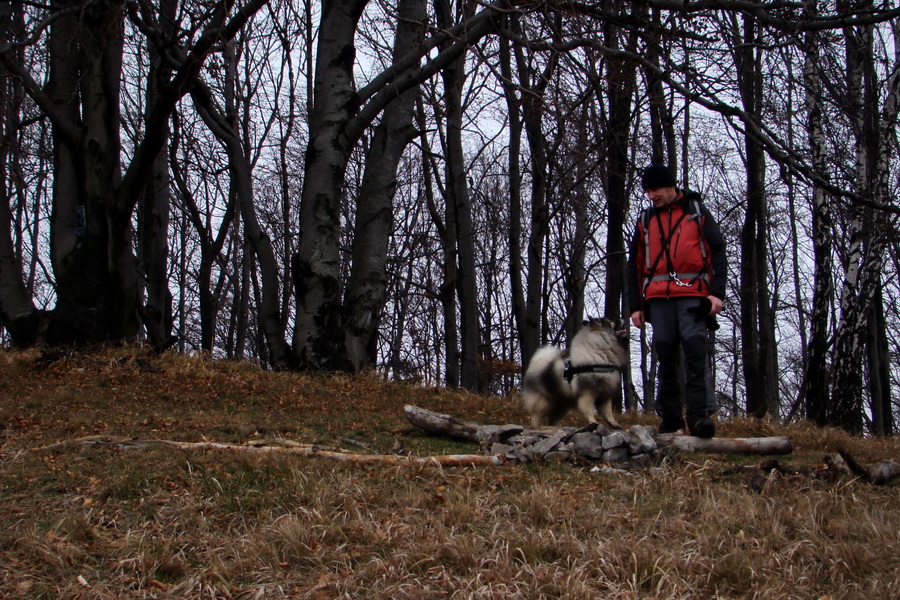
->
xmin=1 ymin=347 xmax=898 ymax=599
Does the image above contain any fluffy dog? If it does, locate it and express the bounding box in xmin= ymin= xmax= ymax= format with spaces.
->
xmin=521 ymin=317 xmax=630 ymax=428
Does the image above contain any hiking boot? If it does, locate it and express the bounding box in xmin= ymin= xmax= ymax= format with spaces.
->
xmin=658 ymin=420 xmax=685 ymax=434
xmin=689 ymin=417 xmax=716 ymax=439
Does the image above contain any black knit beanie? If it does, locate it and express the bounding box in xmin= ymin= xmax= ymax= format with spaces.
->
xmin=641 ymin=164 xmax=677 ymax=189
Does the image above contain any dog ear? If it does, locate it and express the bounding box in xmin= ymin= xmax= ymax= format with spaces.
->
xmin=604 ymin=315 xmax=624 ymax=329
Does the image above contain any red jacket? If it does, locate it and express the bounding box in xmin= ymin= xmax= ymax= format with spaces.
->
xmin=628 ymin=192 xmax=726 ymax=304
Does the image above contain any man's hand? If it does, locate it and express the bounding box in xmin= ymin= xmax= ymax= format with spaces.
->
xmin=708 ymin=295 xmax=723 ymax=315
xmin=631 ymin=310 xmax=645 ymax=329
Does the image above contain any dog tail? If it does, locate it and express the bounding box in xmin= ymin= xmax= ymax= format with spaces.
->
xmin=523 ymin=346 xmax=568 ymax=397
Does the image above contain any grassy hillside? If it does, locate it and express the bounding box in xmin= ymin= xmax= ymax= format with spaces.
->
xmin=1 ymin=347 xmax=898 ymax=599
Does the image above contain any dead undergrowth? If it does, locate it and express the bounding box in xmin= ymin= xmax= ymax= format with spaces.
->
xmin=1 ymin=347 xmax=898 ymax=599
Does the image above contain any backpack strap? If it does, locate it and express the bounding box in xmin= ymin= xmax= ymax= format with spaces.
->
xmin=640 ymin=194 xmax=710 ymax=296
xmin=687 ymin=197 xmax=707 ymax=261
xmin=641 ymin=206 xmax=689 ymax=296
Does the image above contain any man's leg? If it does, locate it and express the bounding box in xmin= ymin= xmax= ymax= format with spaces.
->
xmin=648 ymin=300 xmax=684 ymax=432
xmin=676 ymin=298 xmax=715 ymax=437
xmin=706 ymin=330 xmax=718 ymax=416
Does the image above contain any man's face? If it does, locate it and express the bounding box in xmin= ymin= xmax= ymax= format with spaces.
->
xmin=646 ymin=186 xmax=678 ymax=208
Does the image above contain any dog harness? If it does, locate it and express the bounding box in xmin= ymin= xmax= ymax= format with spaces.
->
xmin=564 ymin=360 xmax=620 ymax=383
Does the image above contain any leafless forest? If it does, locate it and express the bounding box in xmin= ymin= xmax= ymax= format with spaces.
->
xmin=1 ymin=0 xmax=898 ymax=434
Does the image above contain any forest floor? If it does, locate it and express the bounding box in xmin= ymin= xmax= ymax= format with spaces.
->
xmin=0 ymin=346 xmax=898 ymax=599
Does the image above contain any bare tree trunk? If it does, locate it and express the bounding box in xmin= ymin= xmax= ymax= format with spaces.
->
xmin=734 ymin=14 xmax=776 ymax=419
xmin=417 ymin=98 xmax=459 ymax=387
xmin=800 ymin=1 xmax=834 ymax=424
xmin=567 ymin=110 xmax=590 ymax=339
xmin=235 ymin=239 xmax=253 ymax=360
xmin=0 ymin=2 xmax=43 ymax=345
xmin=602 ymin=9 xmax=639 ymax=412
xmin=272 ymin=11 xmax=300 ymax=338
xmin=189 ymin=73 xmax=291 ymax=367
xmin=175 ymin=210 xmax=189 ymax=353
xmin=291 ymin=0 xmax=499 ymax=373
xmin=869 ymin=19 xmax=900 ymax=437
xmin=137 ymin=0 xmax=177 ymax=349
xmin=291 ymin=0 xmax=369 ymax=370
xmin=437 ymin=0 xmax=480 ymax=391
xmin=43 ymin=2 xmax=137 ymax=345
xmin=602 ymin=4 xmax=638 ymax=325
xmin=498 ymin=18 xmax=529 ymax=370
xmin=170 ymin=117 xmax=237 ymax=354
xmin=138 ymin=138 xmax=174 ymax=348
xmin=781 ymin=57 xmax=809 ymax=389
xmin=645 ymin=7 xmax=678 ymax=167
xmin=519 ymin=49 xmax=555 ymax=353
xmin=868 ymin=285 xmax=892 ymax=436
xmin=343 ymin=0 xmax=427 ymax=372
xmin=829 ymin=8 xmax=883 ymax=433
xmin=1 ymin=0 xmax=268 ymax=348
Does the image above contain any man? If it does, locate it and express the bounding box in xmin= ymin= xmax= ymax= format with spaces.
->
xmin=626 ymin=164 xmax=727 ymax=438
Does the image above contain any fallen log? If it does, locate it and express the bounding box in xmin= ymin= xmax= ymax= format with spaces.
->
xmin=837 ymin=446 xmax=900 ymax=485
xmin=405 ymin=404 xmax=793 ymax=457
xmin=656 ymin=433 xmax=793 ymax=455
xmin=403 ymin=404 xmax=524 ymax=443
xmin=32 ymin=435 xmax=504 ymax=467
xmin=403 ymin=404 xmax=481 ymax=441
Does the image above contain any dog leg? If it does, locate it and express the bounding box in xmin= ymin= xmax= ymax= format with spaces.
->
xmin=597 ymin=398 xmax=622 ymax=429
xmin=575 ymin=393 xmax=599 ymax=425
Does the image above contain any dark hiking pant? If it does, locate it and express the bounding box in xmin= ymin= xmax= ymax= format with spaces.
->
xmin=647 ymin=297 xmax=713 ymax=428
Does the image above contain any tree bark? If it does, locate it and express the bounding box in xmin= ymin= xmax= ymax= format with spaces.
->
xmin=45 ymin=1 xmax=136 ymax=345
xmin=601 ymin=4 xmax=638 ymax=324
xmin=137 ymin=0 xmax=177 ymax=349
xmin=437 ymin=0 xmax=481 ymax=391
xmin=867 ymin=287 xmax=891 ymax=436
xmin=343 ymin=0 xmax=427 ymax=373
xmin=290 ymin=0 xmax=495 ymax=373
xmin=0 ymin=0 xmax=268 ymax=349
xmin=516 ymin=35 xmax=556 ymax=353
xmin=498 ymin=17 xmax=529 ymax=371
xmin=601 ymin=8 xmax=639 ymax=412
xmin=734 ymin=14 xmax=776 ymax=419
xmin=0 ymin=1 xmax=43 ymax=345
xmin=190 ymin=76 xmax=292 ymax=368
xmin=291 ymin=0 xmax=369 ymax=370
xmin=644 ymin=7 xmax=678 ymax=167
xmin=418 ymin=97 xmax=460 ymax=387
xmin=170 ymin=117 xmax=237 ymax=354
xmin=829 ymin=7 xmax=884 ymax=433
xmin=801 ymin=1 xmax=834 ymax=425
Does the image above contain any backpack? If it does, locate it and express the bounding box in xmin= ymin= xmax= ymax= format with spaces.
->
xmin=639 ymin=193 xmax=709 ymax=297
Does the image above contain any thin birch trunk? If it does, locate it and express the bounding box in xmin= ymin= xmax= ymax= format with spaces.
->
xmin=801 ymin=0 xmax=834 ymax=424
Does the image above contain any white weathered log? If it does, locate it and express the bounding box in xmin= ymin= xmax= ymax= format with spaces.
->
xmin=837 ymin=446 xmax=900 ymax=485
xmin=869 ymin=462 xmax=900 ymax=485
xmin=656 ymin=433 xmax=793 ymax=455
xmin=32 ymin=435 xmax=504 ymax=466
xmin=403 ymin=404 xmax=481 ymax=440
xmin=403 ymin=404 xmax=524 ymax=443
xmin=405 ymin=404 xmax=793 ymax=456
